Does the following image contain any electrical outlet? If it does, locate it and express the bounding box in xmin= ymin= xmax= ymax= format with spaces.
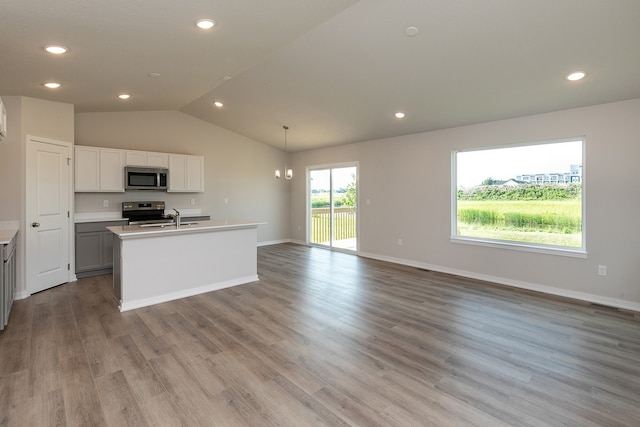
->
xmin=190 ymin=198 xmax=195 ymax=206
xmin=224 ymin=197 xmax=229 ymax=204
xmin=103 ymin=200 xmax=108 ymax=207
xmin=598 ymin=265 xmax=607 ymax=276
xmin=397 ymin=238 xmax=403 ymax=246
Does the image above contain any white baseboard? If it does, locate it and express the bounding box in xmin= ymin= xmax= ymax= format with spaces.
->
xmin=359 ymin=251 xmax=640 ymax=313
xmin=289 ymin=239 xmax=307 ymax=246
xmin=258 ymin=238 xmax=306 ymax=247
xmin=258 ymin=239 xmax=290 ymax=247
xmin=15 ymin=290 xmax=30 ymax=300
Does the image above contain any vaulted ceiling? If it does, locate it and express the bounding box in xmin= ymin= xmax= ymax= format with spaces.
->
xmin=2 ymin=0 xmax=639 ymax=151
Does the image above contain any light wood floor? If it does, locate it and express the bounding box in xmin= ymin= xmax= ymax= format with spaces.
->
xmin=2 ymin=243 xmax=640 ymax=426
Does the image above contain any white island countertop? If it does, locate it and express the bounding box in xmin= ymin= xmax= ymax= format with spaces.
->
xmin=107 ymin=219 xmax=265 ymax=240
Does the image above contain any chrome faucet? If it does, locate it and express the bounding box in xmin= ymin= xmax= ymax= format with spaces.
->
xmin=173 ymin=208 xmax=180 ymax=228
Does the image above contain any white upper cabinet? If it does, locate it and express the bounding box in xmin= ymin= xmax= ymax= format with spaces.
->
xmin=75 ymin=146 xmax=100 ymax=191
xmin=100 ymin=149 xmax=126 ymax=191
xmin=147 ymin=152 xmax=169 ymax=167
xmin=124 ymin=151 xmax=145 ymax=166
xmin=75 ymin=146 xmax=125 ymax=192
xmin=168 ymin=154 xmax=204 ymax=192
xmin=75 ymin=146 xmax=124 ymax=193
xmin=125 ymin=150 xmax=168 ymax=168
xmin=75 ymin=146 xmax=203 ymax=193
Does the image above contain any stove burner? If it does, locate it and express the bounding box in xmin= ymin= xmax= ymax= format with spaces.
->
xmin=122 ymin=201 xmax=174 ymax=225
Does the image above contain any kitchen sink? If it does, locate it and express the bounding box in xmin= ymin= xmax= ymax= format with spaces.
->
xmin=139 ymin=222 xmax=198 ymax=228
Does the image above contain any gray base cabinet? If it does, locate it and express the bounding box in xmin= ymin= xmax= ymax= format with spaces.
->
xmin=1 ymin=232 xmax=17 ymax=331
xmin=75 ymin=220 xmax=127 ymax=278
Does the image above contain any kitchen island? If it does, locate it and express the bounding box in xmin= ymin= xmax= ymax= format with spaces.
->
xmin=107 ymin=220 xmax=263 ymax=311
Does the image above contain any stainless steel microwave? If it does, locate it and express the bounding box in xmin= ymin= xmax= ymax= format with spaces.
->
xmin=125 ymin=166 xmax=168 ymax=191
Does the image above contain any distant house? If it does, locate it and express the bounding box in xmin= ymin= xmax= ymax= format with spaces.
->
xmin=516 ymin=164 xmax=582 ymax=184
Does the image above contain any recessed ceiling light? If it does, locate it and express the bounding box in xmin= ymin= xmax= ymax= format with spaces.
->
xmin=213 ymin=101 xmax=223 ymax=108
xmin=196 ymin=19 xmax=215 ymax=29
xmin=148 ymin=72 xmax=161 ymax=78
xmin=566 ymin=71 xmax=586 ymax=81
xmin=43 ymin=82 xmax=61 ymax=89
xmin=118 ymin=94 xmax=130 ymax=100
xmin=44 ymin=45 xmax=68 ymax=54
xmin=394 ymin=112 xmax=406 ymax=119
xmin=405 ymin=26 xmax=419 ymax=37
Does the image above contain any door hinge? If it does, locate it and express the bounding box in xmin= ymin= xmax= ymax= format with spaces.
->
xmin=68 ymin=211 xmax=70 ymax=218
xmin=67 ymin=263 xmax=70 ymax=270
xmin=67 ymin=157 xmax=71 ymax=166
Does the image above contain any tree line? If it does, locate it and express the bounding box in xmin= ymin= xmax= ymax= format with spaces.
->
xmin=457 ymin=183 xmax=581 ymax=201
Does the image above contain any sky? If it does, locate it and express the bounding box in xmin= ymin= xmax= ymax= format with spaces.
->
xmin=456 ymin=140 xmax=583 ymax=188
xmin=310 ymin=166 xmax=356 ymax=192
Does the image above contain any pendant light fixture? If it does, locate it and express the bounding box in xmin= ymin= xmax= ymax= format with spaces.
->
xmin=275 ymin=125 xmax=293 ymax=180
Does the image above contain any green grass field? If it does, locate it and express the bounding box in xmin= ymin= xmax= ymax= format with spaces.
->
xmin=458 ymin=199 xmax=580 ymax=217
xmin=457 ymin=199 xmax=582 ymax=247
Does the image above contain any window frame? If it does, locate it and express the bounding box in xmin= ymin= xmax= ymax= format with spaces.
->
xmin=450 ymin=137 xmax=587 ymax=258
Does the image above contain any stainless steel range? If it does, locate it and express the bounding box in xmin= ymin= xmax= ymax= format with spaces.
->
xmin=122 ymin=201 xmax=174 ymax=225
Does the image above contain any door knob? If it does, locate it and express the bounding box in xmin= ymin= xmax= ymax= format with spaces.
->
xmin=31 ymin=222 xmax=40 ymax=227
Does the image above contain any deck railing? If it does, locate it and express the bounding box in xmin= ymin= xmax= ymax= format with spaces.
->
xmin=311 ymin=206 xmax=356 ymax=243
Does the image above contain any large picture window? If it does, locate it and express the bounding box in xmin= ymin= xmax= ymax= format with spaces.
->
xmin=452 ymin=139 xmax=585 ymax=255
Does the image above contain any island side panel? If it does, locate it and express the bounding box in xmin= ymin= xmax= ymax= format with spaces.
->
xmin=118 ymin=226 xmax=258 ymax=311
xmin=113 ymin=234 xmax=121 ymax=302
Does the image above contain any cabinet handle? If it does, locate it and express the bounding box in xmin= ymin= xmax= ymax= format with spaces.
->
xmin=31 ymin=222 xmax=40 ymax=228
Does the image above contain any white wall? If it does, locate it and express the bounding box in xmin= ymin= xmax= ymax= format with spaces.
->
xmin=0 ymin=96 xmax=75 ymax=220
xmin=0 ymin=96 xmax=75 ymax=297
xmin=289 ymin=98 xmax=640 ymax=309
xmin=0 ymin=97 xmax=22 ymax=221
xmin=74 ymin=111 xmax=290 ymax=244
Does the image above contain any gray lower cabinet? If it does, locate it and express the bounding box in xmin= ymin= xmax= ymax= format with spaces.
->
xmin=1 ymin=232 xmax=17 ymax=331
xmin=75 ymin=220 xmax=127 ymax=278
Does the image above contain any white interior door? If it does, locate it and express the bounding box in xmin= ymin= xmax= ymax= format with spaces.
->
xmin=26 ymin=136 xmax=72 ymax=294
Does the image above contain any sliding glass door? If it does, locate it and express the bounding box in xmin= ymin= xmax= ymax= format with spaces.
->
xmin=309 ymin=164 xmax=357 ymax=252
